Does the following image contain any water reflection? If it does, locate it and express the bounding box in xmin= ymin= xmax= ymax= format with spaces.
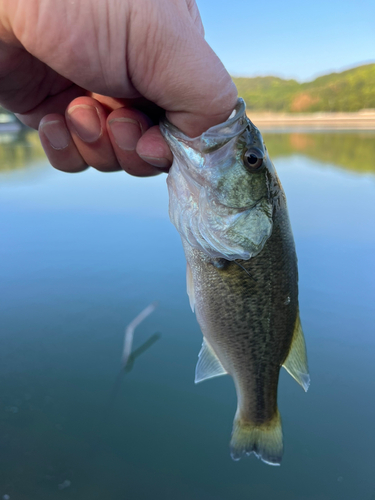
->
xmin=1 ymin=130 xmax=375 ymax=177
xmin=263 ymin=131 xmax=375 ymax=174
xmin=0 ymin=130 xmax=46 ymax=172
xmin=102 ymin=332 xmax=161 ymax=425
xmin=123 ymin=332 xmax=161 ymax=373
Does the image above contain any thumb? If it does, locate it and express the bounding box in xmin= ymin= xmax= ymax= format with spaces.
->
xmin=127 ymin=2 xmax=237 ymax=137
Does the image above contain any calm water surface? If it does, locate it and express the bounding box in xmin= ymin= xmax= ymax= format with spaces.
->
xmin=0 ymin=130 xmax=374 ymax=500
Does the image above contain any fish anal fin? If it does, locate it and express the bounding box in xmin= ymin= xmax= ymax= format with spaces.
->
xmin=186 ymin=262 xmax=195 ymax=313
xmin=282 ymin=312 xmax=310 ymax=392
xmin=195 ymin=338 xmax=228 ymax=384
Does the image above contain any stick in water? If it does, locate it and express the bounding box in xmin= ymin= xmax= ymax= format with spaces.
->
xmin=122 ymin=301 xmax=158 ymax=369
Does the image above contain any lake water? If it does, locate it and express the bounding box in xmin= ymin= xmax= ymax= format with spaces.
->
xmin=1 ymin=129 xmax=374 ymax=500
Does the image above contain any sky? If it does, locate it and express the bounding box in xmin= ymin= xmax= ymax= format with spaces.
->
xmin=197 ymin=0 xmax=375 ymax=81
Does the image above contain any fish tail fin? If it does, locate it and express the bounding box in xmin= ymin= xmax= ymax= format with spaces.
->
xmin=230 ymin=410 xmax=283 ymax=466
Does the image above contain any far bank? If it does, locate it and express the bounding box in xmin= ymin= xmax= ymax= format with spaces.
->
xmin=248 ymin=110 xmax=375 ymax=130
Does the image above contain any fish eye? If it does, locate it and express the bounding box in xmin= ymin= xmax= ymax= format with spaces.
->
xmin=243 ymin=148 xmax=264 ymax=171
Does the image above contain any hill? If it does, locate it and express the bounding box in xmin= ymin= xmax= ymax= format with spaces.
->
xmin=233 ymin=64 xmax=375 ymax=113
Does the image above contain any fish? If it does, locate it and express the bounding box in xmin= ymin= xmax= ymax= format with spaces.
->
xmin=159 ymin=98 xmax=309 ymax=466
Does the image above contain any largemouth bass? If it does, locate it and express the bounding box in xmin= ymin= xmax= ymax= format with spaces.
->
xmin=160 ymin=98 xmax=309 ymax=466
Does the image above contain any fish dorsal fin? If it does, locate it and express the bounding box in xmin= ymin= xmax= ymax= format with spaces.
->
xmin=282 ymin=313 xmax=310 ymax=392
xmin=186 ymin=262 xmax=195 ymax=313
xmin=195 ymin=338 xmax=228 ymax=384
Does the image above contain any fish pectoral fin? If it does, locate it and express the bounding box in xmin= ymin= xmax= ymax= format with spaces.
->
xmin=195 ymin=338 xmax=228 ymax=384
xmin=282 ymin=312 xmax=310 ymax=392
xmin=186 ymin=262 xmax=195 ymax=313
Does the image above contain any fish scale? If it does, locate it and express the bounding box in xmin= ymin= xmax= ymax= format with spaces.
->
xmin=188 ymin=207 xmax=297 ymax=419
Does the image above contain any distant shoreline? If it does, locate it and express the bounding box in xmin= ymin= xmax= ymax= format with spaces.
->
xmin=247 ymin=110 xmax=375 ymax=130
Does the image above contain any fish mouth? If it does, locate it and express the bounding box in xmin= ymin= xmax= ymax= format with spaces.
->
xmin=160 ymin=98 xmax=249 ymax=153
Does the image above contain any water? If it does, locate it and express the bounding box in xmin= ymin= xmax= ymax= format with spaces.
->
xmin=0 ymin=130 xmax=374 ymax=500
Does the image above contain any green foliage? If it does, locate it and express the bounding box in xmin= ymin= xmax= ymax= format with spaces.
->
xmin=233 ymin=76 xmax=299 ymax=112
xmin=233 ymin=64 xmax=375 ymax=112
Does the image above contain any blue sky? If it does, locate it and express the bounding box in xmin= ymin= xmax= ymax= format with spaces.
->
xmin=198 ymin=0 xmax=375 ymax=81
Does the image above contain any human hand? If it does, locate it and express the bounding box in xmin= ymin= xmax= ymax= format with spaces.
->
xmin=0 ymin=0 xmax=237 ymax=176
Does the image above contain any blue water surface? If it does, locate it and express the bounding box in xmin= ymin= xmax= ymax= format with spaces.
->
xmin=0 ymin=131 xmax=374 ymax=500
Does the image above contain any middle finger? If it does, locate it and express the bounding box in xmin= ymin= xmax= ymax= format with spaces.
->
xmin=66 ymin=96 xmax=120 ymax=172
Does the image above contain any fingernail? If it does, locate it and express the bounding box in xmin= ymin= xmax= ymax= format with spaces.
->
xmin=68 ymin=104 xmax=102 ymax=143
xmin=139 ymin=156 xmax=172 ymax=169
xmin=40 ymin=120 xmax=70 ymax=150
xmin=109 ymin=118 xmax=142 ymax=151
